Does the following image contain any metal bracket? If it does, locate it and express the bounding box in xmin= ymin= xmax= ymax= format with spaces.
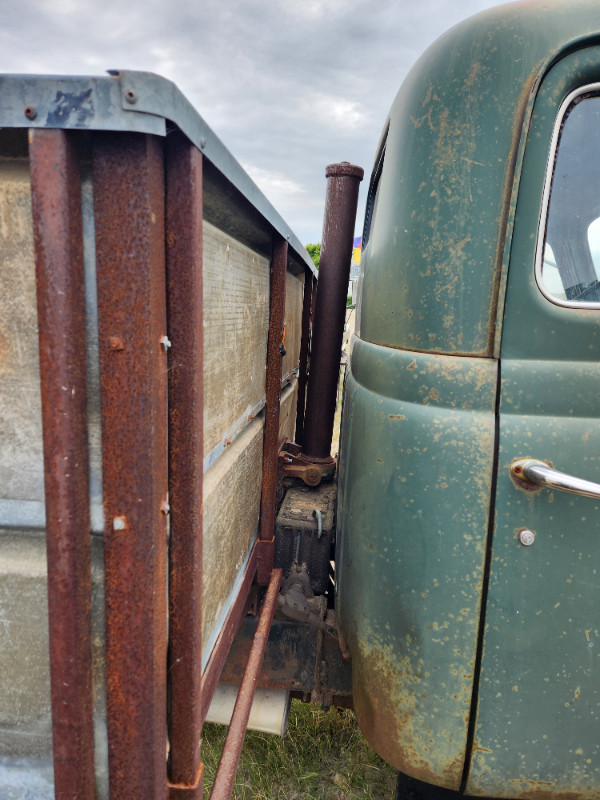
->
xmin=278 ymin=440 xmax=336 ymax=487
xmin=277 ymin=565 xmax=349 ymax=665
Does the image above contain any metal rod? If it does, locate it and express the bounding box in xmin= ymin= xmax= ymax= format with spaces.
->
xmin=294 ymin=271 xmax=316 ymax=447
xmin=93 ymin=132 xmax=169 ymax=800
xmin=200 ymin=544 xmax=258 ymax=725
xmin=257 ymin=236 xmax=288 ymax=585
xmin=29 ymin=128 xmax=95 ymax=800
xmin=303 ymin=163 xmax=363 ymax=460
xmin=165 ymin=133 xmax=204 ymax=799
xmin=209 ymin=568 xmax=283 ymax=800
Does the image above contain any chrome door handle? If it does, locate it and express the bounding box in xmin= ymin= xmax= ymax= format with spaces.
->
xmin=511 ymin=459 xmax=600 ymax=499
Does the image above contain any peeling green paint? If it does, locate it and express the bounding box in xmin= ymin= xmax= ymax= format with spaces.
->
xmin=341 ymin=1 xmax=600 ymax=794
xmin=336 ymin=340 xmax=497 ymax=788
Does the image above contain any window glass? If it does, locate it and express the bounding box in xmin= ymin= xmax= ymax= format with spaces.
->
xmin=540 ymin=92 xmax=600 ymax=305
xmin=362 ymin=130 xmax=387 ymax=249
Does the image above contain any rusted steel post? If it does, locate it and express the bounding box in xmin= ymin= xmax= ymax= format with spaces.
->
xmin=29 ymin=128 xmax=95 ymax=800
xmin=209 ymin=568 xmax=284 ymax=800
xmin=294 ymin=271 xmax=316 ymax=447
xmin=93 ymin=132 xmax=168 ymax=800
xmin=165 ymin=132 xmax=204 ymax=800
xmin=200 ymin=545 xmax=258 ymax=725
xmin=257 ymin=236 xmax=288 ymax=585
xmin=303 ymin=163 xmax=363 ymax=460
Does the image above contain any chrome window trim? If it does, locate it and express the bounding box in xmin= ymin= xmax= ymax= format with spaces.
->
xmin=535 ymin=82 xmax=600 ymax=309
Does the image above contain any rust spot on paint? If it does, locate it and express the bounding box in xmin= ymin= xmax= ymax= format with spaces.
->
xmin=352 ymin=642 xmax=466 ymax=790
xmin=465 ymin=62 xmax=481 ymax=87
xmin=509 ymin=458 xmax=549 ymax=493
xmin=506 ymin=782 xmax=584 ymax=800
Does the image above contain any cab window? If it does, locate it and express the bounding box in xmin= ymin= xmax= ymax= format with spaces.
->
xmin=539 ymin=89 xmax=600 ymax=306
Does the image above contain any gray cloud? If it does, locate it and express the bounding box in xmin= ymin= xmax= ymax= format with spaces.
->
xmin=0 ymin=0 xmax=505 ymax=243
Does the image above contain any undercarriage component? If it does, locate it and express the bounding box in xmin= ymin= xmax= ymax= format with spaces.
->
xmin=277 ymin=564 xmax=327 ymax=625
xmin=274 ymin=480 xmax=336 ymax=594
xmin=279 ymin=440 xmax=336 ymax=487
xmin=218 ymin=617 xmax=353 ymax=707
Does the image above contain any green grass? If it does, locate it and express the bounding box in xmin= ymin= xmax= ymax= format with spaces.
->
xmin=202 ymin=699 xmax=397 ymax=799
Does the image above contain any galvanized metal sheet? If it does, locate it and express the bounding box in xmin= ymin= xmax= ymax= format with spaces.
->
xmin=0 ymin=72 xmax=314 ymax=277
xmin=203 ymin=383 xmax=297 ymax=669
xmin=0 ymin=74 xmax=165 ymax=135
xmin=0 ymin=158 xmax=44 ymax=505
xmin=0 ymin=530 xmax=108 ymax=798
xmin=0 ymin=150 xmax=103 ymax=533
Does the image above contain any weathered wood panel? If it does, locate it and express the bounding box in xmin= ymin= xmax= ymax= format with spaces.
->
xmin=203 ymin=222 xmax=270 ymax=456
xmin=282 ymin=273 xmax=304 ymax=380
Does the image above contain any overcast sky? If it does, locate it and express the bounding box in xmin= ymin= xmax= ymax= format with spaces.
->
xmin=0 ymin=0 xmax=510 ymax=244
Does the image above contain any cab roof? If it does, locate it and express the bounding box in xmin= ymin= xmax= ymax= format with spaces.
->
xmin=358 ymin=0 xmax=600 ymax=356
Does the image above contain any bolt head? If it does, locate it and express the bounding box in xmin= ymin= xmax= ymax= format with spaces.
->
xmin=519 ymin=529 xmax=535 ymax=546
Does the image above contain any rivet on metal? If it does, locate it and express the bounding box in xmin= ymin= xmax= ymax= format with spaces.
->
xmin=109 ymin=336 xmax=125 ymax=351
xmin=200 ymin=138 xmax=207 ymax=149
xmin=519 ymin=529 xmax=535 ymax=546
xmin=113 ymin=516 xmax=127 ymax=531
xmin=124 ymin=89 xmax=138 ymax=105
xmin=24 ymin=105 xmax=37 ymax=120
xmin=161 ymin=501 xmax=171 ymax=515
xmin=160 ymin=335 xmax=172 ymax=351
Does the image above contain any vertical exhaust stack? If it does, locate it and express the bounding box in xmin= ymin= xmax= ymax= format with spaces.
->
xmin=303 ymin=162 xmax=364 ymax=463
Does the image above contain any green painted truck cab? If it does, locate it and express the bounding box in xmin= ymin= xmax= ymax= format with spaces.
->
xmin=337 ymin=1 xmax=600 ymax=796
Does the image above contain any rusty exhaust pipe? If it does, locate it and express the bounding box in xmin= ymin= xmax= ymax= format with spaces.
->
xmin=303 ymin=162 xmax=363 ymax=462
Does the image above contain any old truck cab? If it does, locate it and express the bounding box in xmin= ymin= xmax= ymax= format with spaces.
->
xmin=337 ymin=0 xmax=600 ymax=796
xmin=3 ymin=1 xmax=600 ymax=798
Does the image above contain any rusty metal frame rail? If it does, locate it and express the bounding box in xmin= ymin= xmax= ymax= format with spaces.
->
xmin=93 ymin=131 xmax=169 ymax=800
xmin=209 ymin=568 xmax=283 ymax=800
xmin=200 ymin=544 xmax=258 ymax=726
xmin=257 ymin=236 xmax=288 ymax=585
xmin=165 ymin=133 xmax=205 ymax=800
xmin=30 ymin=128 xmax=96 ymax=800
